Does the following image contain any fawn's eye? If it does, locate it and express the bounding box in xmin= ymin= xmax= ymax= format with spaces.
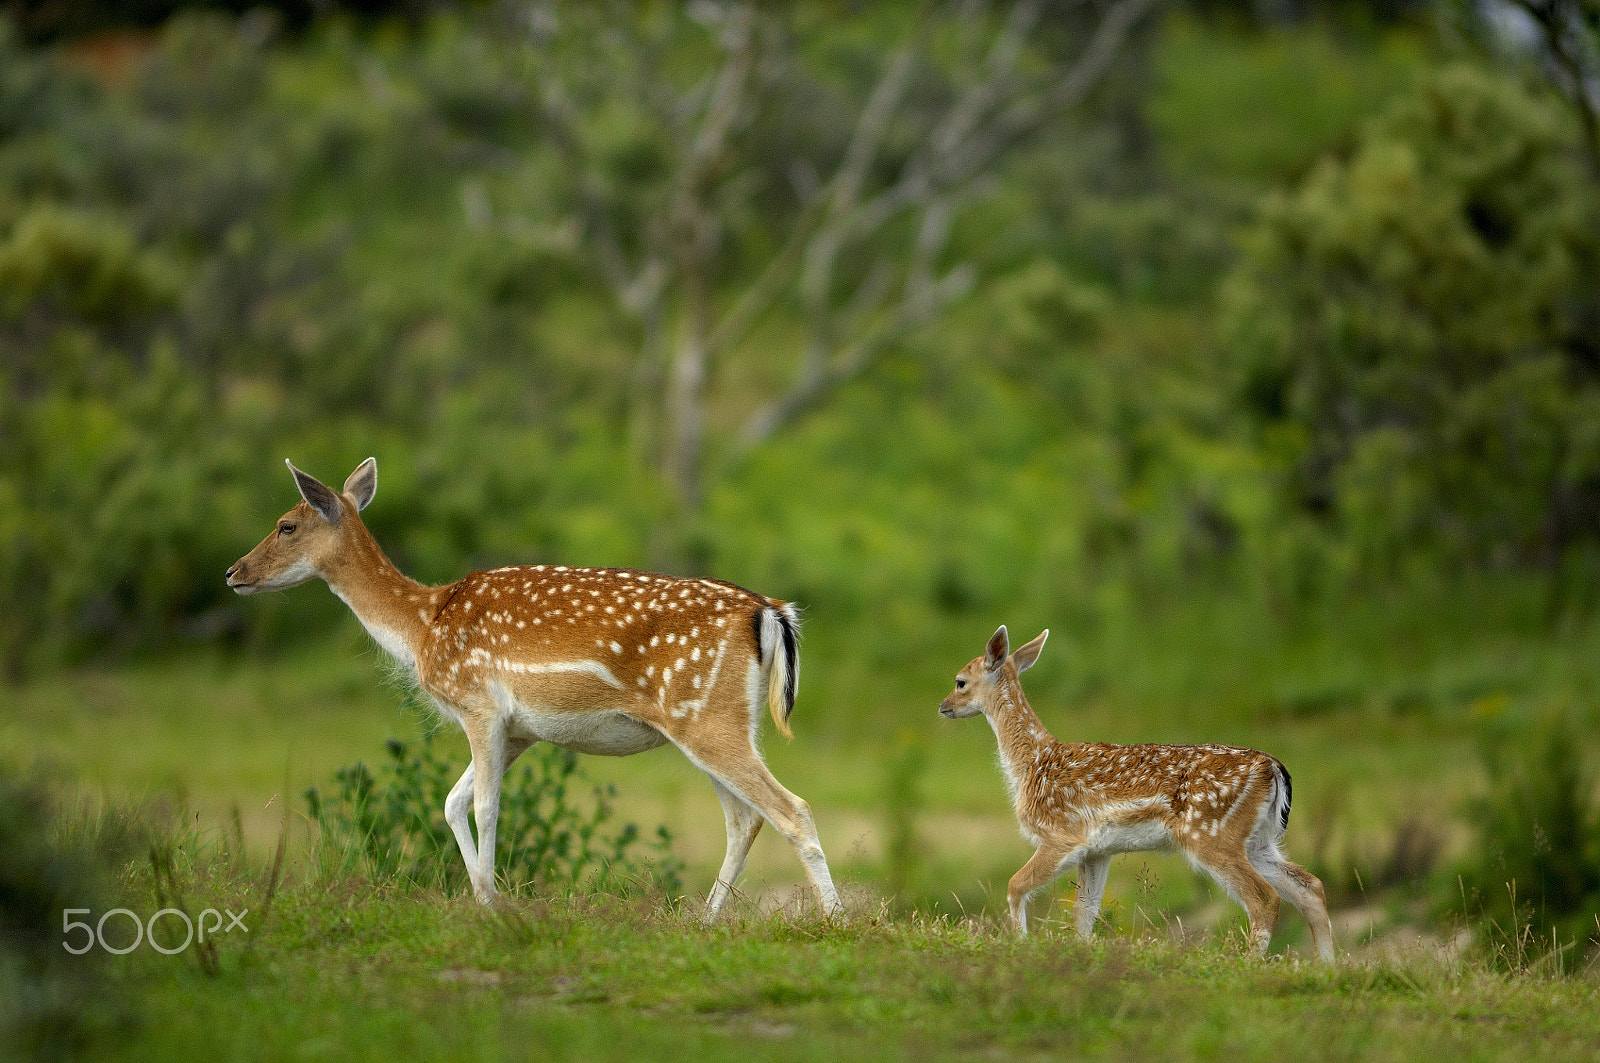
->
xmin=278 ymin=522 xmax=296 ymax=536
xmin=955 ymin=677 xmax=967 ymax=690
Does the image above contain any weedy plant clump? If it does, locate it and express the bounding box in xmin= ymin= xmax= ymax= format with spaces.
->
xmin=1453 ymin=715 xmax=1600 ymax=973
xmin=305 ymin=732 xmax=683 ymax=897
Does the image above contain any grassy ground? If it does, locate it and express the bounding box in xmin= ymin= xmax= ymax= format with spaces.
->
xmin=48 ymin=874 xmax=1600 ymax=1063
xmin=7 ymin=581 xmax=1600 ymax=1059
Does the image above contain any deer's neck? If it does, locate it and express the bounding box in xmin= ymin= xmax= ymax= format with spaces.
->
xmin=320 ymin=525 xmax=439 ymax=670
xmin=984 ymin=675 xmax=1058 ymax=802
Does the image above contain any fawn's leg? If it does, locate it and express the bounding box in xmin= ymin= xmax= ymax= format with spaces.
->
xmin=1073 ymin=853 xmax=1112 ymax=939
xmin=1254 ymin=851 xmax=1335 ymax=962
xmin=1009 ymin=843 xmax=1079 ymax=936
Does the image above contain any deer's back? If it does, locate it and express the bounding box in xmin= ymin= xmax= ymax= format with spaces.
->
xmin=1021 ymin=740 xmax=1279 ymax=841
xmin=414 ymin=564 xmax=771 ymax=714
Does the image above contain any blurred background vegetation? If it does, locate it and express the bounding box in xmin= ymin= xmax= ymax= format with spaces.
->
xmin=3 ymin=0 xmax=1600 ymax=956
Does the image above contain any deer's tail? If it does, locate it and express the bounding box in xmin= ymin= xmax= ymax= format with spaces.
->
xmin=756 ymin=603 xmax=800 ymax=739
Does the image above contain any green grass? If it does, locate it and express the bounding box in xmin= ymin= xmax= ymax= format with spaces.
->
xmin=67 ymin=878 xmax=1600 ymax=1063
xmin=9 ymin=580 xmax=1600 ymax=1059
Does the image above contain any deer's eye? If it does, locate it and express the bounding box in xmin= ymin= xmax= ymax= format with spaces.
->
xmin=278 ymin=522 xmax=296 ymax=536
xmin=955 ymin=677 xmax=967 ymax=690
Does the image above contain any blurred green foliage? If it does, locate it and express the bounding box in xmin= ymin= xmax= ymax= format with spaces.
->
xmin=0 ymin=767 xmax=145 ymax=1059
xmin=1226 ymin=64 xmax=1600 ymax=575
xmin=1457 ymin=716 xmax=1600 ymax=960
xmin=0 ymin=0 xmax=428 ymax=44
xmin=0 ymin=1 xmax=1596 ymax=683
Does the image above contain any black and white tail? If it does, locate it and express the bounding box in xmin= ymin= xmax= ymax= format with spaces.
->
xmin=1270 ymin=758 xmax=1293 ymax=832
xmin=756 ymin=603 xmax=800 ymax=739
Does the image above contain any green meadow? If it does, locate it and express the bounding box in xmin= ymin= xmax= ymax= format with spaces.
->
xmin=8 ymin=571 xmax=1598 ymax=933
xmin=6 ymin=1 xmax=1600 ymax=1058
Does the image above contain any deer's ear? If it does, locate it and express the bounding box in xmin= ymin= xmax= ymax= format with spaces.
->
xmin=343 ymin=457 xmax=377 ymax=511
xmin=983 ymin=625 xmax=1010 ymax=672
xmin=287 ymin=460 xmax=343 ymax=524
xmin=1011 ymin=629 xmax=1048 ymax=674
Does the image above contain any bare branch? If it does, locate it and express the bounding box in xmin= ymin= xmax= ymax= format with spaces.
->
xmin=937 ymin=0 xmax=1163 ymax=190
xmin=734 ymin=0 xmax=1161 ymax=449
xmin=539 ymin=1 xmax=1162 ymax=522
xmin=662 ymin=4 xmax=764 ymax=509
xmin=706 ymin=35 xmax=919 ymax=364
xmin=1503 ymin=0 xmax=1600 ymax=173
xmin=738 ymin=262 xmax=975 ymax=447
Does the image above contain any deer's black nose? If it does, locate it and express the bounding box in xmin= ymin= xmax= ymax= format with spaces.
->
xmin=225 ymin=565 xmax=239 ymax=582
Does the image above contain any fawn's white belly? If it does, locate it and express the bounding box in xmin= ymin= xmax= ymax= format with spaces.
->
xmin=1085 ymin=819 xmax=1173 ymax=855
xmin=507 ymin=703 xmax=668 ymax=756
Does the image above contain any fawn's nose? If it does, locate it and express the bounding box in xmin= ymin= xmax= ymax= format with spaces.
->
xmin=224 ymin=564 xmax=240 ymax=584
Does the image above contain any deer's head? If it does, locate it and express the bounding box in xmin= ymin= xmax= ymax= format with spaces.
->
xmin=939 ymin=625 xmax=1048 ymax=719
xmin=225 ymin=458 xmax=377 ymax=594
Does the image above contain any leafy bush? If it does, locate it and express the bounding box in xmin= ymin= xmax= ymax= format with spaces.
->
xmin=1224 ymin=64 xmax=1600 ymax=575
xmin=304 ymin=732 xmax=683 ymax=897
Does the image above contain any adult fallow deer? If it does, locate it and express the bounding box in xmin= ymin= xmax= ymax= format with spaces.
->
xmin=226 ymin=458 xmax=840 ymax=916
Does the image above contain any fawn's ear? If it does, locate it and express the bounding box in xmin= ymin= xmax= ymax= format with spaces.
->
xmin=287 ymin=460 xmax=343 ymax=524
xmin=983 ymin=625 xmax=1010 ymax=672
xmin=343 ymin=457 xmax=377 ymax=511
xmin=1011 ymin=629 xmax=1048 ymax=674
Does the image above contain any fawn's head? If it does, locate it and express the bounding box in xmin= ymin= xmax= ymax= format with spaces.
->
xmin=225 ymin=458 xmax=378 ymax=594
xmin=939 ymin=625 xmax=1048 ymax=719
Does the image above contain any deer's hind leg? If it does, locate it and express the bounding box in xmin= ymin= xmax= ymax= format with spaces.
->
xmin=661 ymin=675 xmax=840 ymax=917
xmin=681 ymin=738 xmax=840 ymax=915
xmin=1252 ymin=852 xmax=1334 ymax=962
xmin=704 ymin=779 xmax=765 ymax=920
xmin=1185 ymin=845 xmax=1281 ymax=957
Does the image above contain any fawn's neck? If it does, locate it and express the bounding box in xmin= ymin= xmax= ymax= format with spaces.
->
xmin=320 ymin=522 xmax=440 ymax=669
xmin=984 ymin=672 xmax=1058 ymax=800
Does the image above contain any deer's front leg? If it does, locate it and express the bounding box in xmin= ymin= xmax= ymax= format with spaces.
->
xmin=1008 ymin=842 xmax=1079 ymax=936
xmin=464 ymin=716 xmax=509 ymax=904
xmin=1073 ymin=853 xmax=1111 ymax=940
xmin=445 ymin=761 xmax=478 ymax=875
xmin=446 ymin=734 xmax=534 ymax=899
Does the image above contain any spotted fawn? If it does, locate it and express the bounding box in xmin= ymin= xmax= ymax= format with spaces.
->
xmin=940 ymin=625 xmax=1333 ymax=960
